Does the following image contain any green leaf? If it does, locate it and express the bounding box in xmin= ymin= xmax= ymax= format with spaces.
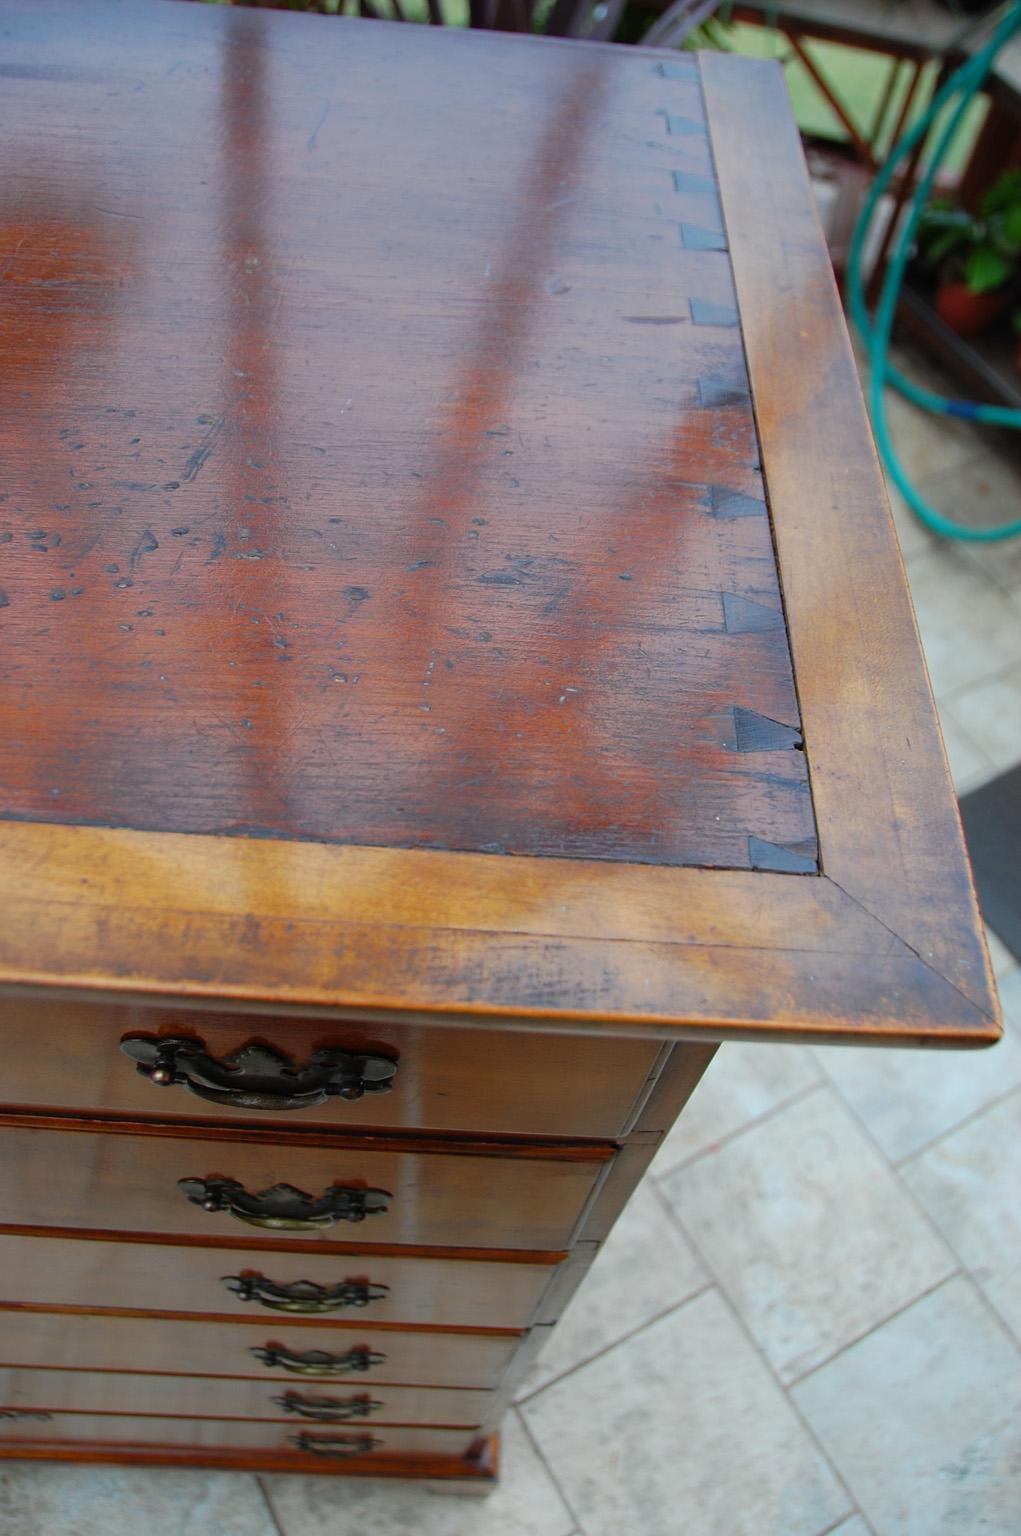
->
xmin=963 ymin=245 xmax=1012 ymax=294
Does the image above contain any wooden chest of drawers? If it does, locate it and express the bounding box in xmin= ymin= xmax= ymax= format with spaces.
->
xmin=0 ymin=0 xmax=998 ymax=1491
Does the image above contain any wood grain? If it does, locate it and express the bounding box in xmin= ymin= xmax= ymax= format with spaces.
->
xmin=0 ymin=0 xmax=812 ymax=871
xmin=0 ymin=1309 xmax=518 ymax=1387
xmin=0 ymin=1232 xmax=557 ymax=1330
xmin=0 ymin=1122 xmax=609 ymax=1251
xmin=701 ymin=52 xmax=997 ymax=1021
xmin=0 ymin=988 xmax=662 ymax=1139
xmin=0 ymin=1365 xmax=495 ymax=1427
xmin=0 ymin=1411 xmax=481 ymax=1458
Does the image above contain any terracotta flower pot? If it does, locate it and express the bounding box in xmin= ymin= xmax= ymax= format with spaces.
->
xmin=935 ymin=281 xmax=1011 ymax=336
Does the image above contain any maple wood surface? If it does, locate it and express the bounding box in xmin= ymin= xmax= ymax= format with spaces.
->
xmin=0 ymin=1366 xmax=495 ymax=1426
xmin=0 ymin=991 xmax=663 ymax=1139
xmin=0 ymin=1309 xmax=518 ymax=1387
xmin=0 ymin=1231 xmax=557 ymax=1329
xmin=0 ymin=0 xmax=812 ymax=873
xmin=0 ymin=1122 xmax=608 ymax=1250
xmin=0 ymin=8 xmax=998 ymax=1053
xmin=0 ymin=1412 xmax=479 ymax=1457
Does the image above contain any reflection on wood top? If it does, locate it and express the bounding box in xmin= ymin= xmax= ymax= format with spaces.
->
xmin=0 ymin=0 xmax=815 ymax=873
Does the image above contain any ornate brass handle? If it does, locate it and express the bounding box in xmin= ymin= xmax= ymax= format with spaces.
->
xmin=272 ymin=1391 xmax=384 ymax=1422
xmin=290 ymin=1432 xmax=382 ymax=1458
xmin=120 ymin=1035 xmax=397 ymax=1110
xmin=222 ymin=1273 xmax=389 ymax=1313
xmin=178 ymin=1178 xmax=391 ymax=1231
xmin=252 ymin=1344 xmax=386 ymax=1376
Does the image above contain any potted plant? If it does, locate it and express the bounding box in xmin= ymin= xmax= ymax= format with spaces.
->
xmin=916 ymin=167 xmax=1021 ymax=336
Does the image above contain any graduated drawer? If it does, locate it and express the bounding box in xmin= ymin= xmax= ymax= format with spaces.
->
xmin=0 ymin=1310 xmax=518 ymax=1388
xmin=0 ymin=1232 xmax=557 ymax=1330
xmin=0 ymin=994 xmax=662 ymax=1138
xmin=0 ymin=1123 xmax=609 ymax=1251
xmin=0 ymin=1366 xmax=493 ymax=1428
xmin=0 ymin=1411 xmax=481 ymax=1461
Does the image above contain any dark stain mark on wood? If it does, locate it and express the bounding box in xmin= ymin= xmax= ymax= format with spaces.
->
xmin=664 ymin=116 xmax=705 ymax=137
xmin=690 ymin=299 xmax=739 ymax=329
xmin=654 ymin=61 xmax=696 ymax=79
xmin=344 ymin=586 xmax=370 ymax=603
xmin=680 ymin=224 xmax=726 ymax=252
xmin=205 ymin=532 xmax=226 ymax=566
xmin=722 ymin=593 xmax=784 ymax=633
xmin=180 ymin=410 xmax=227 ymax=484
xmin=307 ymin=101 xmax=330 ymax=152
xmin=672 ymin=171 xmax=716 ymax=195
xmin=748 ymin=835 xmax=818 ymax=874
xmin=698 ymin=378 xmax=750 ymax=409
xmin=709 ymin=487 xmax=766 ymax=519
xmin=733 ymin=708 xmax=803 ymax=754
xmin=621 ymin=313 xmax=690 ymax=325
xmin=478 ymin=572 xmax=522 ymax=587
xmin=49 ymin=588 xmax=66 ymax=602
xmin=130 ymin=529 xmax=159 ymax=569
xmin=0 ymin=591 xmax=9 ymax=609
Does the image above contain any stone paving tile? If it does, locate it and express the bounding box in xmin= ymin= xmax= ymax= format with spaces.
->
xmin=902 ymin=545 xmax=1021 ymax=700
xmin=792 ymin=1277 xmax=1021 ymax=1536
xmin=521 ymin=1289 xmax=850 ymax=1536
xmin=0 ymin=1466 xmax=277 ymax=1536
xmin=650 ymin=1041 xmax=821 ymax=1177
xmin=903 ymin=1083 xmax=1021 ymax=1346
xmin=814 ymin=1009 xmax=1021 ymax=1164
xmin=263 ymin=1411 xmax=574 ymax=1536
xmin=660 ymin=1087 xmax=955 ymax=1383
xmin=949 ymin=670 xmax=1021 ymax=775
xmin=514 ymin=1178 xmax=706 ymax=1399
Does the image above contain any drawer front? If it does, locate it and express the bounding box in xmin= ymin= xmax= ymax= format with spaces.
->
xmin=0 ymin=1233 xmax=556 ymax=1330
xmin=0 ymin=1411 xmax=480 ymax=1459
xmin=0 ymin=1310 xmax=519 ymax=1388
xmin=0 ymin=1124 xmax=608 ymax=1251
xmin=0 ymin=995 xmax=661 ymax=1138
xmin=0 ymin=1366 xmax=494 ymax=1427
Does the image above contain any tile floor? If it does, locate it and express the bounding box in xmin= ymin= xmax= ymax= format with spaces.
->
xmin=2 ymin=359 xmax=1020 ymax=1535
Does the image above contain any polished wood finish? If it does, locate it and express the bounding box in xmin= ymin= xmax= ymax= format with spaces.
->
xmin=0 ymin=1366 xmax=494 ymax=1427
xmin=0 ymin=0 xmax=998 ymax=1489
xmin=0 ymin=1123 xmax=609 ymax=1250
xmin=0 ymin=993 xmax=663 ymax=1139
xmin=0 ymin=0 xmax=810 ymax=874
xmin=0 ymin=1411 xmax=481 ymax=1458
xmin=0 ymin=1310 xmax=518 ymax=1387
xmin=0 ymin=1233 xmax=557 ymax=1330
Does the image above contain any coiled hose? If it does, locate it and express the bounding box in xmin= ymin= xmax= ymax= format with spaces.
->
xmin=846 ymin=0 xmax=1021 ymax=541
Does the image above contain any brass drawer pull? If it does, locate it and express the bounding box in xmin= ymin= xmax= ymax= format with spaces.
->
xmin=223 ymin=1273 xmax=389 ymax=1313
xmin=120 ymin=1035 xmax=397 ymax=1110
xmin=178 ymin=1178 xmax=390 ymax=1231
xmin=252 ymin=1345 xmax=386 ymax=1376
xmin=290 ymin=1431 xmax=382 ymax=1459
xmin=272 ymin=1391 xmax=384 ymax=1422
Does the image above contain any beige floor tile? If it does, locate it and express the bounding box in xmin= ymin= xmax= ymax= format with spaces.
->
xmin=263 ymin=1411 xmax=574 ymax=1536
xmin=826 ymin=1519 xmax=873 ymax=1536
xmin=650 ymin=1041 xmax=821 ymax=1176
xmin=792 ymin=1277 xmax=1021 ymax=1536
xmin=0 ymin=1466 xmax=276 ymax=1536
xmin=878 ymin=379 xmax=984 ymax=486
xmin=949 ymin=671 xmax=1021 ymax=774
xmin=902 ymin=1084 xmax=1021 ymax=1346
xmin=660 ymin=1088 xmax=955 ymax=1383
xmin=902 ymin=547 xmax=1021 ymax=699
xmin=521 ymin=1289 xmax=850 ymax=1536
xmin=515 ymin=1179 xmax=706 ymax=1399
xmin=935 ymin=704 xmax=996 ymax=793
xmin=814 ymin=1013 xmax=1021 ymax=1163
xmin=910 ymin=449 xmax=1021 ymax=546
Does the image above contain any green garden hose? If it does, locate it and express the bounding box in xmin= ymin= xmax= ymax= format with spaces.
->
xmin=846 ymin=1 xmax=1021 ymax=541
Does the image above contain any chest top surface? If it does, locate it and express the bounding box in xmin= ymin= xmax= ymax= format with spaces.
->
xmin=0 ymin=0 xmax=811 ymax=874
xmin=0 ymin=0 xmax=999 ymax=1047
